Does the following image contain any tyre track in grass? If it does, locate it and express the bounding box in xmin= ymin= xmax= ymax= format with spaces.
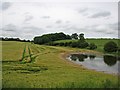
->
xmin=3 ymin=43 xmax=48 ymax=74
xmin=20 ymin=44 xmax=34 ymax=63
xmin=28 ymin=46 xmax=32 ymax=63
xmin=20 ymin=44 xmax=26 ymax=62
xmin=20 ymin=44 xmax=40 ymax=64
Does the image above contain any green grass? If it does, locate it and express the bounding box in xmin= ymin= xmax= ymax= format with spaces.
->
xmin=2 ymin=41 xmax=26 ymax=61
xmin=2 ymin=41 xmax=119 ymax=88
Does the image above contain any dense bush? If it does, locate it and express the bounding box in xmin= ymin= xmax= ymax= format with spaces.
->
xmin=64 ymin=42 xmax=68 ymax=46
xmin=88 ymin=43 xmax=97 ymax=50
xmin=70 ymin=42 xmax=79 ymax=47
xmin=64 ymin=42 xmax=72 ymax=46
xmin=118 ymin=47 xmax=120 ymax=52
xmin=104 ymin=41 xmax=118 ymax=52
xmin=78 ymin=41 xmax=89 ymax=48
xmin=59 ymin=42 xmax=64 ymax=46
xmin=47 ymin=40 xmax=98 ymax=50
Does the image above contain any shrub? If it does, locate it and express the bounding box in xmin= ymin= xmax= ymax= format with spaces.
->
xmin=70 ymin=42 xmax=79 ymax=47
xmin=64 ymin=42 xmax=68 ymax=46
xmin=47 ymin=42 xmax=53 ymax=46
xmin=104 ymin=41 xmax=118 ymax=52
xmin=78 ymin=41 xmax=89 ymax=48
xmin=117 ymin=47 xmax=120 ymax=52
xmin=88 ymin=43 xmax=97 ymax=50
xmin=68 ymin=42 xmax=72 ymax=46
xmin=59 ymin=42 xmax=64 ymax=46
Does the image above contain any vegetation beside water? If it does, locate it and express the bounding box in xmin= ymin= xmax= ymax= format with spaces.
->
xmin=2 ymin=41 xmax=119 ymax=88
xmin=53 ymin=38 xmax=119 ymax=54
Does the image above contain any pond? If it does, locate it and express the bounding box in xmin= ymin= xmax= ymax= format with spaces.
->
xmin=67 ymin=53 xmax=120 ymax=74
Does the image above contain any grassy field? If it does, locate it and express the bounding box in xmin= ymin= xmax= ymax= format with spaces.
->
xmin=2 ymin=41 xmax=119 ymax=88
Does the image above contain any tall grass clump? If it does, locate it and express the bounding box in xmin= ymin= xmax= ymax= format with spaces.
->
xmin=28 ymin=46 xmax=32 ymax=63
xmin=20 ymin=45 xmax=26 ymax=62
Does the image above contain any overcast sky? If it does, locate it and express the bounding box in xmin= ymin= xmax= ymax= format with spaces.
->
xmin=0 ymin=0 xmax=119 ymax=40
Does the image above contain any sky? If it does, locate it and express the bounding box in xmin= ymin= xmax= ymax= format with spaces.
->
xmin=0 ymin=0 xmax=119 ymax=40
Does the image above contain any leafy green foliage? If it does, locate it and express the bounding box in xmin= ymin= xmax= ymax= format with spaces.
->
xmin=79 ymin=33 xmax=85 ymax=42
xmin=47 ymin=33 xmax=93 ymax=49
xmin=88 ymin=43 xmax=97 ymax=50
xmin=34 ymin=32 xmax=71 ymax=44
xmin=70 ymin=42 xmax=79 ymax=47
xmin=71 ymin=33 xmax=78 ymax=39
xmin=104 ymin=41 xmax=118 ymax=52
xmin=77 ymin=41 xmax=89 ymax=48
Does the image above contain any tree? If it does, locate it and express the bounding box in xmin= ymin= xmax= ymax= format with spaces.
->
xmin=71 ymin=33 xmax=78 ymax=39
xmin=104 ymin=41 xmax=118 ymax=52
xmin=77 ymin=33 xmax=88 ymax=48
xmin=79 ymin=33 xmax=85 ymax=42
xmin=66 ymin=35 xmax=72 ymax=39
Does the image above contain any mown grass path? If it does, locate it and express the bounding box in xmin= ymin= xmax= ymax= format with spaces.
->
xmin=2 ymin=41 xmax=119 ymax=88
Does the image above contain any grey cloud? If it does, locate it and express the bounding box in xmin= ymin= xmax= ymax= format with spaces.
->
xmin=2 ymin=2 xmax=12 ymax=10
xmin=87 ymin=25 xmax=107 ymax=33
xmin=66 ymin=21 xmax=70 ymax=23
xmin=90 ymin=11 xmax=111 ymax=18
xmin=24 ymin=15 xmax=33 ymax=22
xmin=95 ymin=29 xmax=106 ymax=33
xmin=24 ymin=12 xmax=31 ymax=15
xmin=61 ymin=25 xmax=85 ymax=32
xmin=118 ymin=22 xmax=120 ymax=30
xmin=2 ymin=24 xmax=20 ymax=38
xmin=41 ymin=16 xmax=50 ymax=19
xmin=22 ymin=26 xmax=42 ymax=31
xmin=21 ymin=26 xmax=46 ymax=39
xmin=78 ymin=8 xmax=88 ymax=13
xmin=88 ymin=24 xmax=118 ymax=35
xmin=106 ymin=32 xmax=115 ymax=35
xmin=77 ymin=8 xmax=89 ymax=16
xmin=108 ymin=23 xmax=118 ymax=30
xmin=3 ymin=24 xmax=17 ymax=32
xmin=8 ymin=12 xmax=16 ymax=15
xmin=68 ymin=26 xmax=81 ymax=31
xmin=56 ymin=20 xmax=62 ymax=24
xmin=60 ymin=23 xmax=117 ymax=36
xmin=46 ymin=26 xmax=52 ymax=28
xmin=4 ymin=29 xmax=15 ymax=32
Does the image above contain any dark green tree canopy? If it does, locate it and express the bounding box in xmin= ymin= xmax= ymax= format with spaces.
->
xmin=34 ymin=32 xmax=71 ymax=44
xmin=104 ymin=41 xmax=118 ymax=52
xmin=79 ymin=33 xmax=85 ymax=42
xmin=71 ymin=33 xmax=78 ymax=39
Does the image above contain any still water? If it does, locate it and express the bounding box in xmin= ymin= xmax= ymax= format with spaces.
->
xmin=68 ymin=53 xmax=120 ymax=74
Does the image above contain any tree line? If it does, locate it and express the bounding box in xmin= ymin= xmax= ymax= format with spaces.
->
xmin=33 ymin=32 xmax=89 ymax=44
xmin=0 ymin=37 xmax=31 ymax=42
xmin=34 ymin=32 xmax=71 ymax=44
xmin=34 ymin=32 xmax=97 ymax=50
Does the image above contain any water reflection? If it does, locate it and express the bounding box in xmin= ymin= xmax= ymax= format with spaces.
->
xmin=70 ymin=54 xmax=88 ymax=62
xmin=89 ymin=55 xmax=96 ymax=60
xmin=69 ymin=53 xmax=119 ymax=74
xmin=103 ymin=55 xmax=117 ymax=66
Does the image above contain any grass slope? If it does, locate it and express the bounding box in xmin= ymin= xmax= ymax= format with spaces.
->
xmin=2 ymin=41 xmax=119 ymax=88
